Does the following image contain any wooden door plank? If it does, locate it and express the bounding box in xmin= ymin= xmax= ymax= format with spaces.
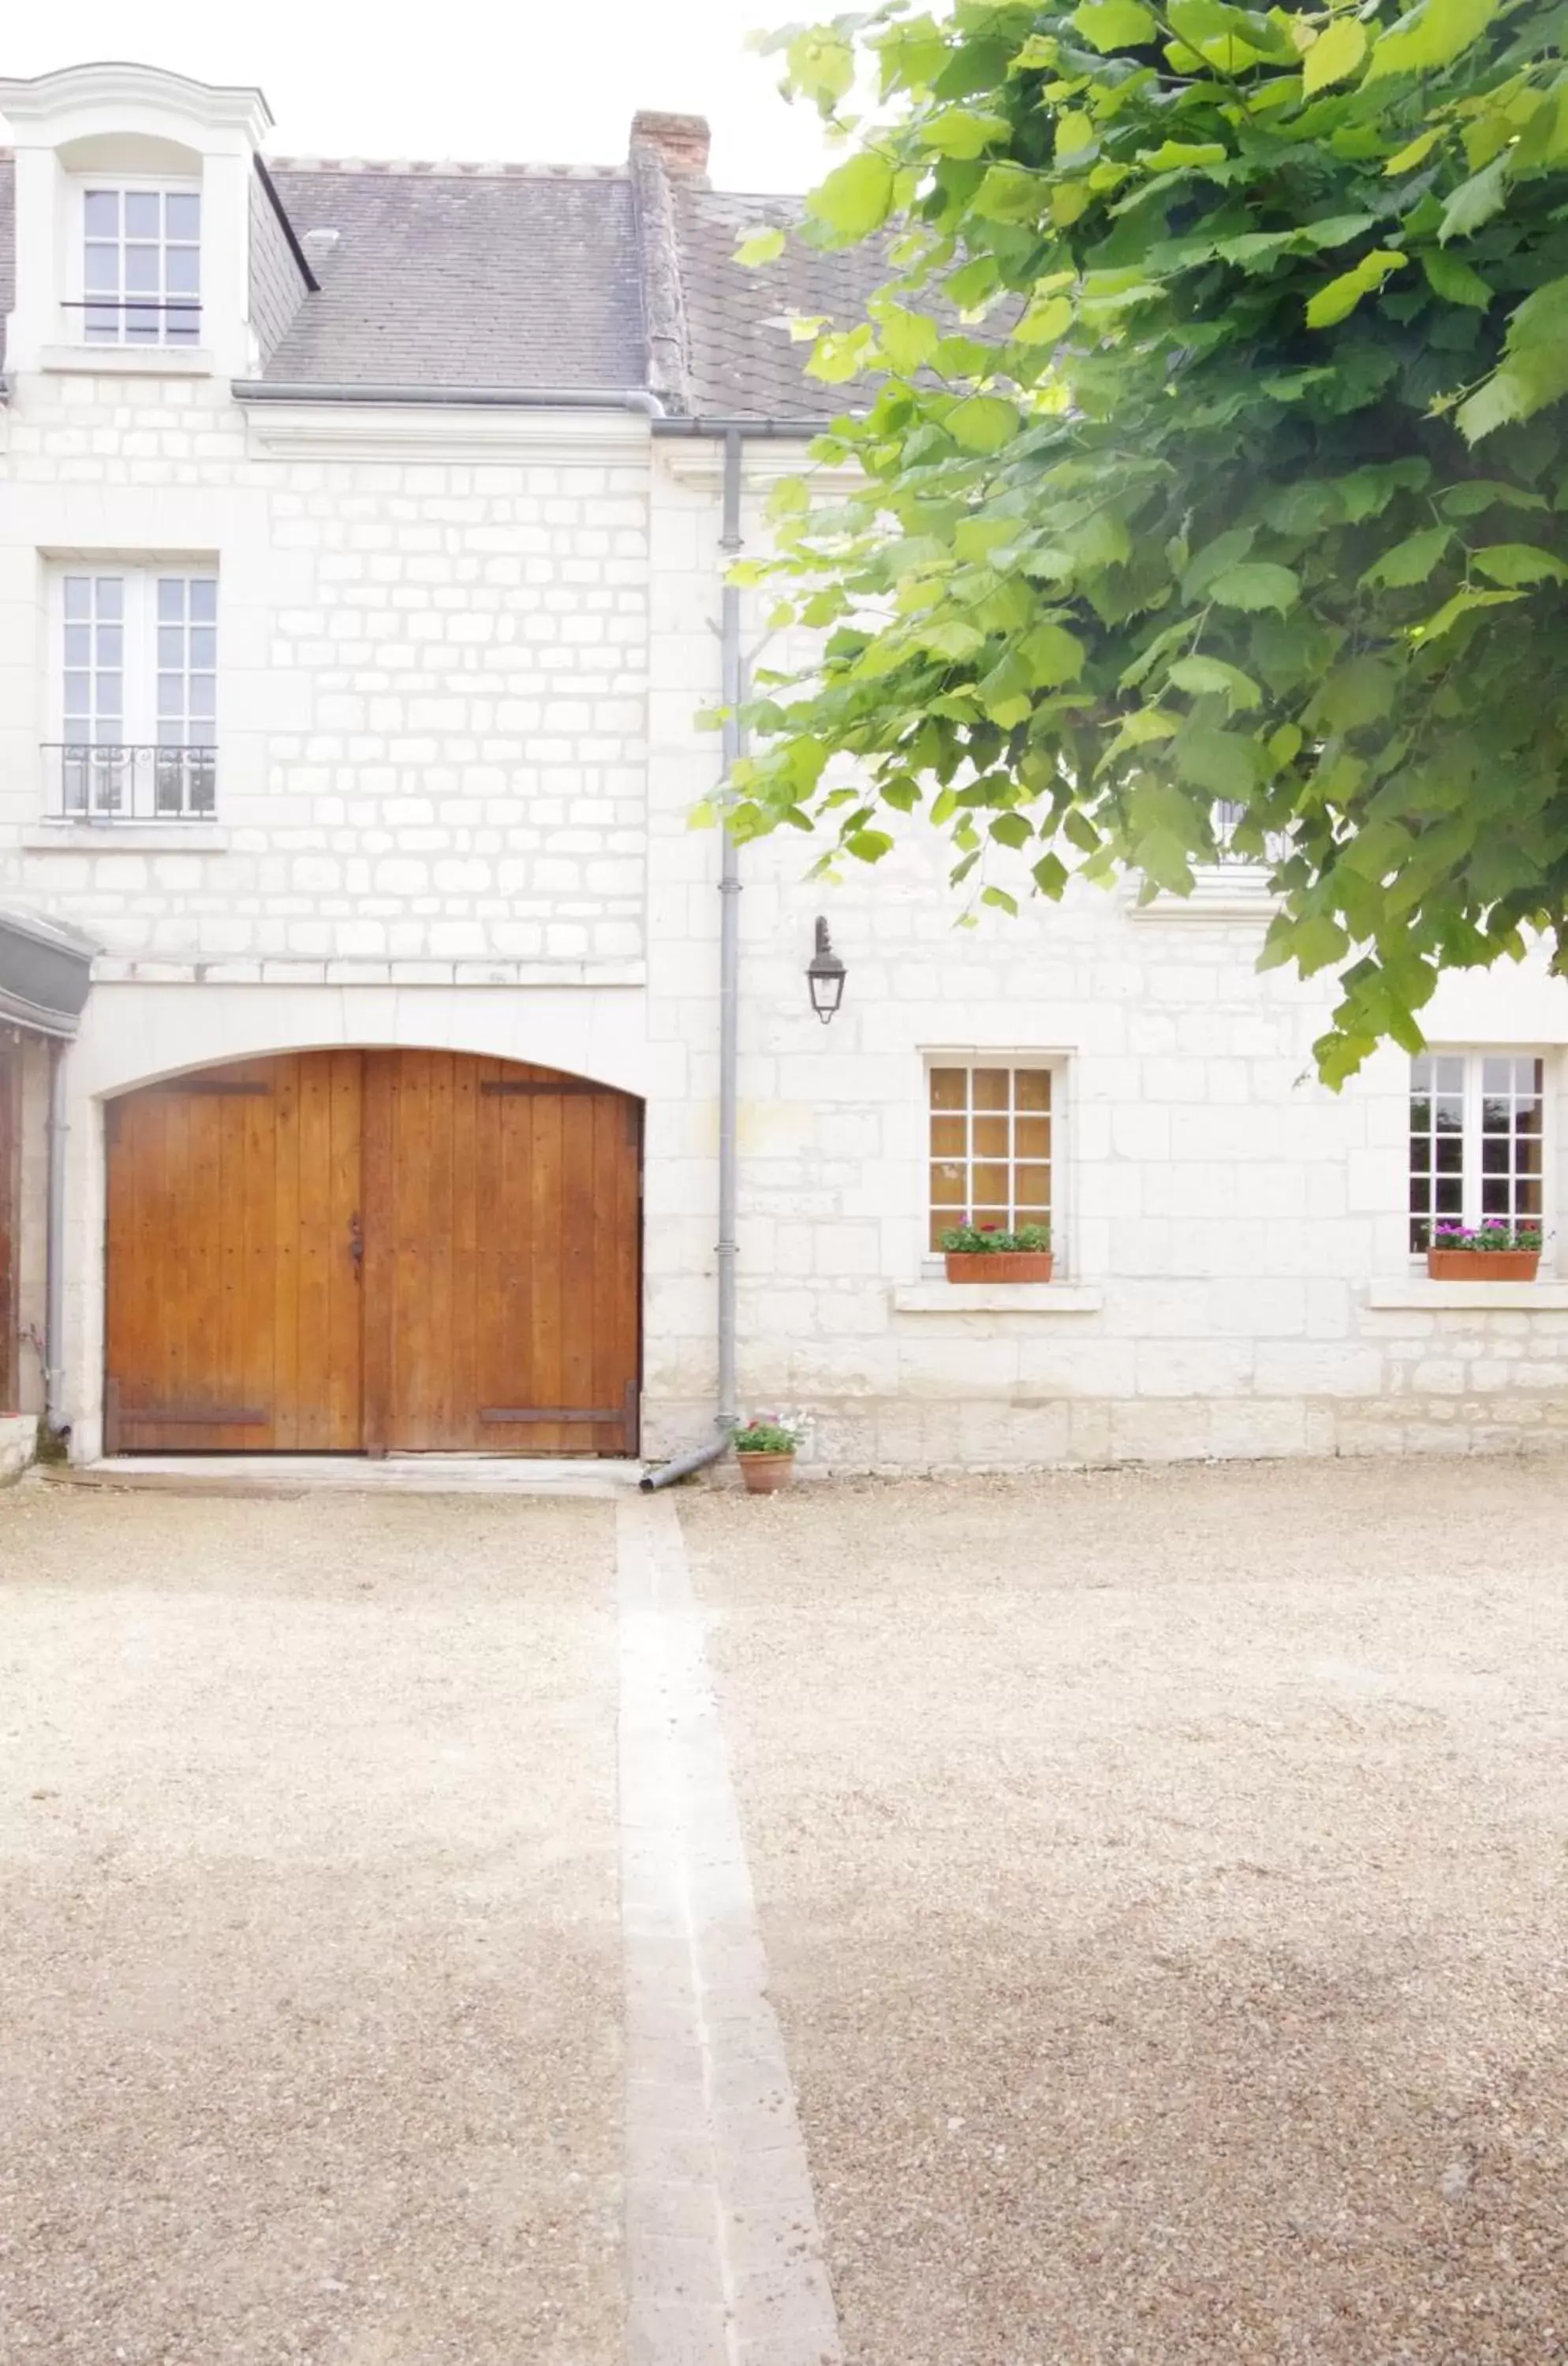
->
xmin=360 ymin=1051 xmax=394 ymax=1457
xmin=450 ymin=1054 xmax=480 ymax=1450
xmin=528 ymin=1091 xmax=564 ymax=1450
xmin=555 ymin=1094 xmax=596 ymax=1458
xmin=295 ymin=1054 xmax=333 ymax=1450
xmin=326 ymin=1050 xmax=364 ymax=1451
xmin=425 ymin=1051 xmax=456 ymax=1448
xmin=271 ymin=1058 xmax=301 ymax=1450
xmin=391 ymin=1051 xmax=435 ymax=1451
xmin=592 ymin=1092 xmax=641 ymax=1455
xmin=241 ymin=1070 xmax=277 ymax=1450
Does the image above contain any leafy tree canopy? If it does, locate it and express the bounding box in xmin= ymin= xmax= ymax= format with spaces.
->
xmin=733 ymin=0 xmax=1568 ymax=1079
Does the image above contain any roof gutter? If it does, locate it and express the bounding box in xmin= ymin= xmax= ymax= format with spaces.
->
xmin=650 ymin=415 xmax=839 ymax=438
xmin=231 ymin=381 xmax=666 ymax=414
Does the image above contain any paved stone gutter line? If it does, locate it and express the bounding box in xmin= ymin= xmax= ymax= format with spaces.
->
xmin=616 ymin=1492 xmax=843 ymax=2366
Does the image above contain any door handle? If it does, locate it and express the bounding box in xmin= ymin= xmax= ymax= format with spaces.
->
xmin=349 ymin=1211 xmax=364 ymax=1277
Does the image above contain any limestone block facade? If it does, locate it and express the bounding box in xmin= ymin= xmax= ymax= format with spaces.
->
xmin=4 ymin=59 xmax=1568 ymax=1469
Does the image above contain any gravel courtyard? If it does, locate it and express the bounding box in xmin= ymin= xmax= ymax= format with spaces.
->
xmin=4 ymin=1459 xmax=1568 ymax=2364
xmin=0 ymin=1488 xmax=622 ymax=2366
xmin=684 ymin=1459 xmax=1568 ymax=2366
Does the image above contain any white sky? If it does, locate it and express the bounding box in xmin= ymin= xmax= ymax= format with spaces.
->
xmin=0 ymin=0 xmax=842 ymax=191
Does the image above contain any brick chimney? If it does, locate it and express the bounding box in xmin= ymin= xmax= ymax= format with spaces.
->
xmin=629 ymin=110 xmax=711 ymax=183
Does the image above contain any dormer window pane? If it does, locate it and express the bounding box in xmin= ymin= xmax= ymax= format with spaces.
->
xmin=79 ymin=186 xmax=200 ymax=346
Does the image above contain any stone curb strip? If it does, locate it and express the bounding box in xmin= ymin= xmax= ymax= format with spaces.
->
xmin=617 ymin=1492 xmax=843 ymax=2366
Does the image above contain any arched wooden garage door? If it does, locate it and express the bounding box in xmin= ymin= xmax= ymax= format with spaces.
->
xmin=104 ymin=1051 xmax=641 ymax=1456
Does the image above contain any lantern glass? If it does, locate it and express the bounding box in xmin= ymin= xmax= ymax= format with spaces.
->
xmin=805 ymin=916 xmax=846 ymax=1024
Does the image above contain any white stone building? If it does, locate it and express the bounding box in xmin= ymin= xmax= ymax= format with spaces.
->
xmin=2 ymin=58 xmax=1567 ymax=1473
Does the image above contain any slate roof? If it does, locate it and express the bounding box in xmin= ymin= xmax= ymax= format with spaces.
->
xmin=670 ymin=185 xmax=883 ymax=422
xmin=263 ymin=166 xmax=645 ymax=392
xmin=0 ymin=124 xmax=884 ymax=420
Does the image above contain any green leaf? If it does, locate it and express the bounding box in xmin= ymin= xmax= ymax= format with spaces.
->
xmin=1019 ymin=621 xmax=1088 ymax=685
xmin=1439 ymin=155 xmax=1509 ymax=244
xmin=1013 ymin=293 xmax=1073 ymax=345
xmin=1182 ymin=525 xmax=1254 ymax=601
xmin=973 ymin=162 xmax=1049 ymax=223
xmin=1107 ymin=707 xmax=1182 ymax=753
xmin=734 ymin=226 xmax=786 ymax=268
xmin=807 ymin=151 xmax=896 ymax=241
xmin=1299 ymin=215 xmax=1376 ymax=250
xmin=1469 ymin=543 xmax=1568 ymax=586
xmin=917 ymin=106 xmax=1010 ymax=159
xmin=1305 ymin=249 xmax=1408 ymax=330
xmin=1384 ymin=126 xmax=1443 ymax=174
xmin=1139 ymin=139 xmax=1227 ymax=171
xmin=989 ymin=812 xmax=1035 ymax=849
xmin=1411 ymin=586 xmax=1523 ymax=640
xmin=1174 ymin=725 xmax=1256 ymax=800
xmin=1361 ymin=525 xmax=1452 ymax=588
xmin=981 ymin=884 xmax=1021 ymax=913
xmin=1421 ymin=248 xmax=1492 ymax=309
xmin=845 ymin=828 xmax=894 ymax=862
xmin=946 ymin=395 xmax=1021 ymax=453
xmin=1305 ymin=657 xmax=1398 ymax=733
xmin=1073 ymin=0 xmax=1158 ymax=47
xmin=1209 ymin=562 xmax=1301 ymax=614
xmin=872 ymin=302 xmax=940 ymax=374
xmin=1365 ymin=0 xmax=1499 ymax=85
xmin=1055 ymin=110 xmax=1096 ymax=159
xmin=1458 ymin=276 xmax=1568 ymax=440
xmin=1167 ymin=655 xmax=1263 ymax=708
xmin=1439 ymin=480 xmax=1548 ymax=517
xmin=1302 ymin=16 xmax=1368 ymax=92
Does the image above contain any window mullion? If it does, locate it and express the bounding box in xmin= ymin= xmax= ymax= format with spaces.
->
xmin=1463 ymin=1053 xmax=1483 ymax=1230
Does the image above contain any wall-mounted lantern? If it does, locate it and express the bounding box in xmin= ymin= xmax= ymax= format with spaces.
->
xmin=806 ymin=916 xmax=846 ymax=1025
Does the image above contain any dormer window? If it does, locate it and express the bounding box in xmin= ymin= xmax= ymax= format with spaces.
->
xmin=80 ymin=185 xmax=200 ymax=345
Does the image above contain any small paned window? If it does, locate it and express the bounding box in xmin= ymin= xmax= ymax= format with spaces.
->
xmin=1409 ymin=1051 xmax=1545 ymax=1252
xmin=55 ymin=569 xmax=217 ymax=819
xmin=928 ymin=1064 xmax=1052 ymax=1251
xmin=82 ymin=187 xmax=200 ymax=345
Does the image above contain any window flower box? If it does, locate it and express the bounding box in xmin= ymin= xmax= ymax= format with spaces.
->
xmin=940 ymin=1225 xmax=1054 ymax=1284
xmin=1424 ymin=1222 xmax=1542 ymax=1282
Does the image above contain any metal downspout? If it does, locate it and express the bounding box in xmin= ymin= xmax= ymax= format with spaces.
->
xmin=43 ymin=1039 xmax=66 ymax=1438
xmin=642 ymin=425 xmax=745 ymax=1491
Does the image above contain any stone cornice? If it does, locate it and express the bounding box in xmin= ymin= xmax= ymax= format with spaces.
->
xmin=0 ymin=61 xmax=272 ymax=144
xmin=237 ymin=398 xmax=652 ymax=465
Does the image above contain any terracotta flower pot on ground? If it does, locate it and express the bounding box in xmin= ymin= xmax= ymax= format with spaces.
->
xmin=737 ymin=1451 xmax=794 ymax=1495
xmin=1427 ymin=1248 xmax=1540 ymax=1281
xmin=943 ymin=1250 xmax=1055 ymax=1283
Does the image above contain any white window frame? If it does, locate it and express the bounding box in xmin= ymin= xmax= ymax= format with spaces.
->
xmin=1408 ymin=1047 xmax=1553 ymax=1261
xmin=47 ymin=563 xmax=218 ymax=820
xmin=70 ymin=175 xmax=202 ymax=349
xmin=920 ymin=1051 xmax=1066 ymax=1276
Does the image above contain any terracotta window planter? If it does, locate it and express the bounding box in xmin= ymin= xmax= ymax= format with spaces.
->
xmin=737 ymin=1451 xmax=794 ymax=1495
xmin=1426 ymin=1248 xmax=1540 ymax=1282
xmin=944 ymin=1250 xmax=1055 ymax=1283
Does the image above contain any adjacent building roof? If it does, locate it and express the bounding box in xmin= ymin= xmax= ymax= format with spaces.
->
xmin=0 ymin=103 xmax=883 ymax=420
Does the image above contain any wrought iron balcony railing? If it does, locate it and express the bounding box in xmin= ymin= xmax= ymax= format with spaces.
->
xmin=62 ymin=298 xmax=203 ymax=346
xmin=43 ymin=744 xmax=217 ymax=823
